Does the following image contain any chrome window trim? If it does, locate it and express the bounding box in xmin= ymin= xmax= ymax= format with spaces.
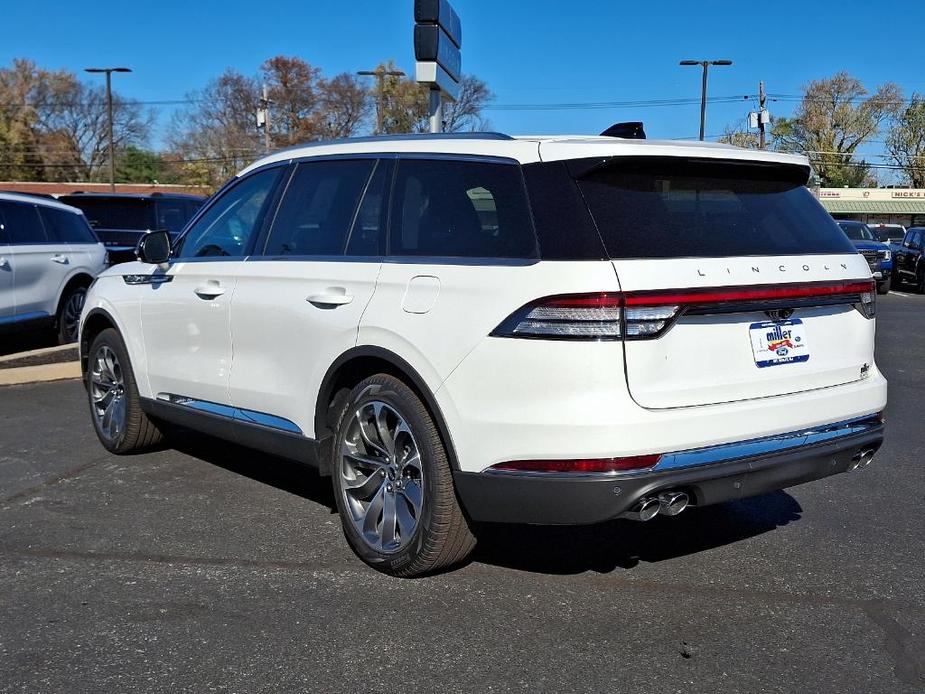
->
xmin=481 ymin=414 xmax=883 ymax=478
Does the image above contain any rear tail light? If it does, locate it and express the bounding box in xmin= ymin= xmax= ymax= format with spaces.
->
xmin=488 ymin=455 xmax=661 ymax=474
xmin=491 ymin=280 xmax=877 ymax=341
xmin=856 ymin=285 xmax=876 ymax=319
xmin=490 ymin=293 xmax=680 ymax=340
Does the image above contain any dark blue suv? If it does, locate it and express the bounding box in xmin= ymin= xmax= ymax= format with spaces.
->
xmin=837 ymin=220 xmax=892 ymax=294
xmin=58 ymin=192 xmax=204 ymax=264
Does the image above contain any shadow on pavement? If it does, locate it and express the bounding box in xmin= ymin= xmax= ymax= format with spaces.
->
xmin=156 ymin=427 xmax=802 ymax=577
xmin=470 ymin=492 xmax=803 ymax=575
xmin=164 ymin=427 xmax=337 ymax=513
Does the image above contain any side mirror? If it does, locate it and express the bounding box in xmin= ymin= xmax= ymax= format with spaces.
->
xmin=136 ymin=230 xmax=171 ymax=265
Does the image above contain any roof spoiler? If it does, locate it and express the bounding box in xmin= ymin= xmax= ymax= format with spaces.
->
xmin=600 ymin=122 xmax=646 ymax=139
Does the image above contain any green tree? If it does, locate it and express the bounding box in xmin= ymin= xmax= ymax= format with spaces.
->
xmin=771 ymin=72 xmax=902 ymax=187
xmin=886 ymin=94 xmax=925 ymax=188
xmin=116 ymin=146 xmax=181 ymax=183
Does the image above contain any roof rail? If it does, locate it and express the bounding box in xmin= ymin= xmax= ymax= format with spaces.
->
xmin=271 ymin=131 xmax=514 ymax=156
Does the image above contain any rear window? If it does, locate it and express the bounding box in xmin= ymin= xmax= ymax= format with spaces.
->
xmin=59 ymin=197 xmax=156 ymax=231
xmin=572 ymin=157 xmax=856 ymax=259
xmin=837 ymin=221 xmax=874 ymax=241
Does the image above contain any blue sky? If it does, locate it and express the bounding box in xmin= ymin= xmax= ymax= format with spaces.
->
xmin=4 ymin=0 xmax=925 ymax=162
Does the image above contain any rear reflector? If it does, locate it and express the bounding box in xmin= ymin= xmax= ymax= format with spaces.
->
xmin=491 ymin=280 xmax=876 ymax=341
xmin=489 ymin=455 xmax=662 ymax=474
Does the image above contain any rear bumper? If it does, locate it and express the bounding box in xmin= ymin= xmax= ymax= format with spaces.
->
xmin=453 ymin=416 xmax=884 ymax=525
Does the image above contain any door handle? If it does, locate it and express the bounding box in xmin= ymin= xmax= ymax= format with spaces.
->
xmin=194 ymin=283 xmax=225 ymax=299
xmin=307 ymin=291 xmax=354 ymax=307
xmin=0 ymin=257 xmax=9 ymax=269
xmin=51 ymin=254 xmax=69 ymax=265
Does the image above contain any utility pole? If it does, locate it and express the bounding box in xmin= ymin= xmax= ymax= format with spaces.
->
xmin=257 ymin=85 xmax=273 ymax=153
xmin=758 ymin=81 xmax=767 ymax=149
xmin=84 ymin=67 xmax=132 ymax=192
xmin=357 ymin=67 xmax=406 ymax=135
xmin=679 ymin=59 xmax=733 ymax=141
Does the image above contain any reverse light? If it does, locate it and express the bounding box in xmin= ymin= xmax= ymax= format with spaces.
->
xmin=489 ymin=455 xmax=662 ymax=474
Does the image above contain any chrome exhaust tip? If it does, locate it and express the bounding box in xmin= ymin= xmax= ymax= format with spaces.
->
xmin=658 ymin=491 xmax=689 ymax=516
xmin=849 ymin=448 xmax=876 ymax=471
xmin=622 ymin=497 xmax=661 ymax=522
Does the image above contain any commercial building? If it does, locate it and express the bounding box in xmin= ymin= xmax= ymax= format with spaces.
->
xmin=818 ymin=187 xmax=925 ymax=228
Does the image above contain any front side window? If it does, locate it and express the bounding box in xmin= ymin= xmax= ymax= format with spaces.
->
xmin=389 ymin=159 xmax=537 ymax=259
xmin=263 ymin=159 xmax=373 ymax=256
xmin=176 ymin=168 xmax=282 ymax=259
xmin=0 ymin=201 xmax=47 ymax=244
xmin=39 ymin=207 xmax=97 ymax=244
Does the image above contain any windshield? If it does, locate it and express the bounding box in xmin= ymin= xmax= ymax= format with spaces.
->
xmin=838 ymin=222 xmax=874 ymax=241
xmin=573 ymin=158 xmax=856 ymax=258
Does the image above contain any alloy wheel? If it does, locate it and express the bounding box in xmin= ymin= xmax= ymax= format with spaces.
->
xmin=90 ymin=345 xmax=127 ymax=442
xmin=338 ymin=400 xmax=424 ymax=554
xmin=61 ymin=289 xmax=86 ymax=343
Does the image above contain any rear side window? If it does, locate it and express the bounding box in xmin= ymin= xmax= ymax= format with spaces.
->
xmin=0 ymin=201 xmax=47 ymax=244
xmin=39 ymin=207 xmax=97 ymax=244
xmin=389 ymin=159 xmax=537 ymax=259
xmin=573 ymin=157 xmax=856 ymax=259
xmin=264 ymin=159 xmax=373 ymax=256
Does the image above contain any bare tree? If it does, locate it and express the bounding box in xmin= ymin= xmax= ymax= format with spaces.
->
xmin=771 ymin=72 xmax=902 ymax=187
xmin=887 ymin=94 xmax=925 ymax=188
xmin=317 ymin=73 xmax=372 ymax=139
xmin=168 ymin=69 xmax=262 ymax=187
xmin=260 ymin=56 xmax=323 ymax=145
xmin=718 ymin=125 xmax=760 ymax=149
xmin=443 ymin=75 xmax=493 ymax=132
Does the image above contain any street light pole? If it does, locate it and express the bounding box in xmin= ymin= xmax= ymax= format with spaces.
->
xmin=357 ymin=68 xmax=406 ymax=135
xmin=679 ymin=59 xmax=732 ymax=141
xmin=84 ymin=67 xmax=132 ymax=192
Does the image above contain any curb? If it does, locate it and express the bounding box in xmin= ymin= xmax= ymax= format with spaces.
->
xmin=0 ymin=362 xmax=81 ymax=387
xmin=0 ymin=343 xmax=76 ymax=365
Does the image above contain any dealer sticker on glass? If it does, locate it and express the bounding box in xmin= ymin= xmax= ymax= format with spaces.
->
xmin=749 ymin=319 xmax=810 ymax=368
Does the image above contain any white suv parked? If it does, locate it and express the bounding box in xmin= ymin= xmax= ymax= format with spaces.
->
xmin=79 ymin=133 xmax=887 ymax=576
xmin=1 ymin=193 xmax=107 ymax=343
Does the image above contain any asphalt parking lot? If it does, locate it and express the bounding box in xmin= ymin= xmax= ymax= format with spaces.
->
xmin=1 ymin=293 xmax=923 ymax=693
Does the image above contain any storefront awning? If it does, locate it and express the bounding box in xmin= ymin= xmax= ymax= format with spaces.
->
xmin=819 ymin=199 xmax=925 ymax=214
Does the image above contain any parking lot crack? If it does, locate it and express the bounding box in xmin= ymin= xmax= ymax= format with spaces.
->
xmin=0 ymin=456 xmax=108 ymax=506
xmin=860 ymin=600 xmax=925 ymax=687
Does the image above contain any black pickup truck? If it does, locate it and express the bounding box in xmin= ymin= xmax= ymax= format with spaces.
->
xmin=892 ymin=227 xmax=925 ymax=293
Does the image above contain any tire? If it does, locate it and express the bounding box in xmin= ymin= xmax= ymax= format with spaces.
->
xmin=331 ymin=374 xmax=476 ymax=577
xmin=877 ymin=277 xmax=891 ymax=295
xmin=57 ymin=285 xmax=87 ymax=344
xmin=86 ymin=328 xmax=163 ymax=454
xmin=917 ymin=267 xmax=925 ymax=295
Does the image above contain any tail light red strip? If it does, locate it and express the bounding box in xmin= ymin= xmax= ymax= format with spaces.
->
xmin=622 ymin=280 xmax=875 ymax=306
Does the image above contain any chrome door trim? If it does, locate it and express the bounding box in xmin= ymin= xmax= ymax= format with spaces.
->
xmin=155 ymin=393 xmax=303 ymax=434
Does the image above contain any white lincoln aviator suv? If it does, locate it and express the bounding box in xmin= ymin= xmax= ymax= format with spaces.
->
xmin=79 ymin=132 xmax=887 ymax=577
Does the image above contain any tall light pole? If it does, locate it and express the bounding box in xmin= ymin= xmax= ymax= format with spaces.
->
xmin=84 ymin=67 xmax=132 ymax=192
xmin=679 ymin=59 xmax=732 ymax=141
xmin=357 ymin=67 xmax=405 ymax=135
